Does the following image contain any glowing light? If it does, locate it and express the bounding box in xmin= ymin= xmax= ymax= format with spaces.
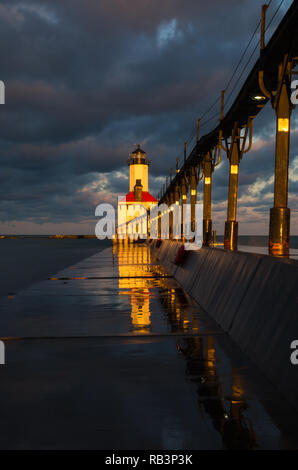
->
xmin=191 ymin=190 xmax=196 ymax=195
xmin=205 ymin=177 xmax=211 ymax=184
xmin=253 ymin=95 xmax=266 ymax=101
xmin=230 ymin=165 xmax=238 ymax=175
xmin=278 ymin=118 xmax=289 ymax=132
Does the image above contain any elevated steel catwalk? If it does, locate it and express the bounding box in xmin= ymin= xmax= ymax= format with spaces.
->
xmin=161 ymin=1 xmax=298 ymax=201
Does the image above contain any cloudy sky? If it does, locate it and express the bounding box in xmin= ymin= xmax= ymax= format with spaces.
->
xmin=0 ymin=0 xmax=297 ymax=235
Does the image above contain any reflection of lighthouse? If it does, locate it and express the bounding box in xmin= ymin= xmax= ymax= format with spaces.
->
xmin=116 ymin=243 xmax=152 ymax=334
xmin=118 ymin=145 xmax=157 ymax=240
xmin=130 ymin=288 xmax=151 ymax=334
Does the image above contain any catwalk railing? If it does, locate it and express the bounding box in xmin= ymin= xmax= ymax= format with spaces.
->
xmin=153 ymin=2 xmax=298 ymax=257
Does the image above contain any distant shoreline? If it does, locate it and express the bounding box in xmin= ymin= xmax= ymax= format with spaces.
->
xmin=0 ymin=235 xmax=98 ymax=239
xmin=0 ymin=235 xmax=297 ymax=248
xmin=0 ymin=234 xmax=271 ymax=238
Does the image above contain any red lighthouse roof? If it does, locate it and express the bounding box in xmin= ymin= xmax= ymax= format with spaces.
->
xmin=120 ymin=191 xmax=157 ymax=203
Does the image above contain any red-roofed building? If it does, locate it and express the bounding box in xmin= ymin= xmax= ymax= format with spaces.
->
xmin=118 ymin=145 xmax=157 ymax=237
xmin=120 ymin=191 xmax=157 ymax=203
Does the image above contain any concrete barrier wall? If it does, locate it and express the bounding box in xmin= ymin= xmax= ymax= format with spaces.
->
xmin=149 ymin=240 xmax=298 ymax=410
xmin=150 ymin=240 xmax=180 ymax=275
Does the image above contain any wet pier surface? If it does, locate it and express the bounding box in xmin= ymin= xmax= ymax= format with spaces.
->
xmin=0 ymin=242 xmax=298 ymax=450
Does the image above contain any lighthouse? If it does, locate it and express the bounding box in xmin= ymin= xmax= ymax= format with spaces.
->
xmin=126 ymin=145 xmax=157 ymax=206
xmin=117 ymin=145 xmax=157 ymax=239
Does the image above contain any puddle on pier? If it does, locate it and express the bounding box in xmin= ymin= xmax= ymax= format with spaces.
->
xmin=0 ymin=242 xmax=297 ymax=449
xmin=112 ymin=242 xmax=298 ymax=450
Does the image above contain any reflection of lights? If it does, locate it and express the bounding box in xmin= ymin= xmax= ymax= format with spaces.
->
xmin=232 ymin=374 xmax=245 ymax=401
xmin=191 ymin=312 xmax=199 ymax=332
xmin=130 ymin=287 xmax=151 ymax=333
xmin=117 ymin=244 xmax=152 ymax=334
xmin=224 ymin=413 xmax=229 ymax=420
xmin=206 ymin=337 xmax=216 ymax=376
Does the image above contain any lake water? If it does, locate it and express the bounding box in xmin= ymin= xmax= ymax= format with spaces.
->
xmin=0 ymin=235 xmax=297 ymax=298
xmin=0 ymin=238 xmax=111 ymax=298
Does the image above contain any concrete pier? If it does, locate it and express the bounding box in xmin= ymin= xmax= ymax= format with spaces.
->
xmin=0 ymin=243 xmax=298 ymax=449
xmin=149 ymin=240 xmax=298 ymax=412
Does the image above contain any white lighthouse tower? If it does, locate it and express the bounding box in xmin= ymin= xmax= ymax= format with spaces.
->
xmin=117 ymin=145 xmax=157 ymax=239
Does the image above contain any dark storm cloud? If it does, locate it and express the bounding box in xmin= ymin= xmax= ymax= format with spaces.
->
xmin=0 ymin=0 xmax=296 ymax=231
